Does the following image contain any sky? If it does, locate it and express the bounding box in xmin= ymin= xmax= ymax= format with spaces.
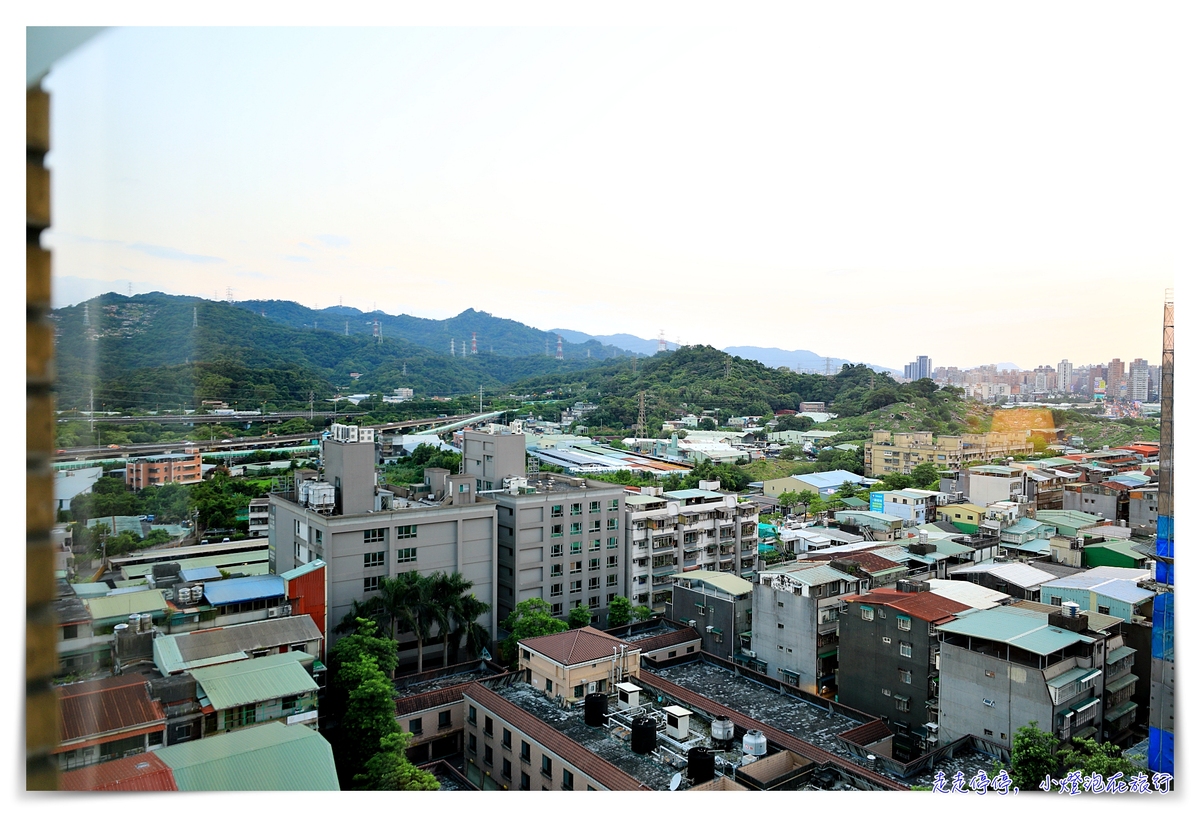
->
xmin=36 ymin=12 xmax=1184 ymax=371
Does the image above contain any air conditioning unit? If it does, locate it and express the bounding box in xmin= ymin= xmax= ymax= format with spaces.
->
xmin=743 ymin=650 xmax=756 ymax=659
xmin=267 ymin=607 xmax=280 ymax=618
xmin=280 ymin=604 xmax=293 ymax=616
xmin=687 ymin=620 xmax=697 ymax=627
xmin=587 ymin=682 xmax=597 ymax=694
xmin=706 ymin=625 xmax=714 ymax=633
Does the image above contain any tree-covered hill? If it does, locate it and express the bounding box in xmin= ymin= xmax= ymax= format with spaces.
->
xmin=51 ymin=293 xmax=607 ymax=411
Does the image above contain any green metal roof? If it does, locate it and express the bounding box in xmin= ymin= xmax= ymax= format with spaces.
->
xmin=1107 ymin=645 xmax=1136 ymax=664
xmin=153 ymin=721 xmax=339 ymax=790
xmin=69 ymin=582 xmax=111 ymax=598
xmin=1105 ymin=674 xmax=1138 ymax=695
xmin=280 ymin=558 xmax=326 ymax=581
xmin=670 ymin=570 xmax=754 ymax=597
xmin=1104 ymin=700 xmax=1138 ymax=721
xmin=190 ymin=652 xmax=318 ymax=711
xmin=1047 ymin=667 xmax=1101 ymax=689
xmin=937 ymin=606 xmax=1094 ymax=655
xmin=120 ymin=549 xmax=270 ymax=579
xmin=83 ymin=589 xmax=169 ymax=621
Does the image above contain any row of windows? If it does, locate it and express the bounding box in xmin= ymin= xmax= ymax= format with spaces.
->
xmin=551 ymin=500 xmax=620 ymax=517
xmin=550 ymin=577 xmax=618 ymax=596
xmin=549 ymin=537 xmax=619 ymax=557
xmin=407 ymin=709 xmax=455 ymax=735
xmin=362 ymin=547 xmax=418 ymax=570
xmin=363 ymin=525 xmax=419 ymax=544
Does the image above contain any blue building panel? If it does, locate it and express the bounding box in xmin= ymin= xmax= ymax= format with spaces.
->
xmin=1148 ymin=726 xmax=1174 ymax=777
xmin=1152 ymin=594 xmax=1174 ymax=662
xmin=202 ymin=575 xmax=287 ymax=606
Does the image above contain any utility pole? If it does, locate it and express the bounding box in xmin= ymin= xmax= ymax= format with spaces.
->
xmin=479 ymin=385 xmax=484 ymax=414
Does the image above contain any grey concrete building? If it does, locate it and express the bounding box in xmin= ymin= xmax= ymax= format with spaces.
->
xmin=751 ymin=562 xmax=867 ymax=697
xmin=836 ymin=585 xmax=971 ymax=762
xmin=936 ymin=604 xmax=1118 ymax=753
xmin=268 ymin=425 xmax=498 ymax=665
xmin=664 ymin=570 xmax=753 ymax=661
xmin=624 ymin=486 xmax=759 ymax=612
xmin=463 ymin=428 xmax=527 ymax=493
xmin=491 ymin=472 xmax=627 ymax=625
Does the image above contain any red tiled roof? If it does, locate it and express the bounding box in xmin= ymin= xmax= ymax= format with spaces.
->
xmin=395 ymin=682 xmax=474 ymax=717
xmin=56 ymin=675 xmax=166 ymax=747
xmin=802 ymin=550 xmax=903 ymax=574
xmin=522 ymin=626 xmax=632 ymax=666
xmin=59 ymin=752 xmax=177 ymax=791
xmin=463 ymin=683 xmax=651 ymax=791
xmin=839 ymin=720 xmax=894 ymax=748
xmin=845 ymin=588 xmax=971 ymax=622
xmin=619 ymin=628 xmax=700 ymax=653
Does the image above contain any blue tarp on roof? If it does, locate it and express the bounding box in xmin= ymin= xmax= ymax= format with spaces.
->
xmin=202 ymin=575 xmax=286 ymax=606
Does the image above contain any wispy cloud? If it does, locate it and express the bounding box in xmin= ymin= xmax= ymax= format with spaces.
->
xmin=128 ymin=243 xmax=224 ymax=264
xmin=284 ymin=255 xmax=312 ymax=263
xmin=316 ymin=234 xmax=350 ymax=248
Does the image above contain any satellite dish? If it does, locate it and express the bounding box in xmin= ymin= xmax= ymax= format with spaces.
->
xmin=669 ymin=772 xmax=682 ymax=791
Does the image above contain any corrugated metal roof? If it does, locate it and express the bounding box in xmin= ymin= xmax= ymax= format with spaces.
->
xmin=926 ymin=579 xmax=1009 ymax=609
xmin=522 ymin=626 xmax=630 ymax=666
xmin=57 ymin=676 xmax=165 ymax=745
xmin=69 ymin=582 xmax=112 ymax=598
xmin=790 ymin=470 xmax=867 ymax=490
xmin=189 ymin=652 xmax=318 ymax=710
xmin=670 ymin=570 xmax=753 ymax=597
xmin=280 ymin=558 xmax=326 ymax=580
xmin=202 ymin=574 xmax=287 ymax=606
xmin=59 ymin=751 xmax=177 ymax=791
xmin=938 ymin=606 xmax=1093 ymax=654
xmin=846 ymin=588 xmax=970 ymax=622
xmin=952 ymin=561 xmax=1056 ymax=589
xmin=180 ymin=566 xmax=223 ymax=582
xmin=82 ymin=589 xmax=169 ymax=621
xmin=154 ymin=721 xmax=339 ymax=790
xmin=155 ymin=616 xmax=323 ymax=674
xmin=1046 ymin=666 xmax=1100 ymax=689
xmin=762 ymin=563 xmax=859 ymax=587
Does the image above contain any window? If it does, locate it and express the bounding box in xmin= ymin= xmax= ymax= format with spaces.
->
xmin=551 ymin=603 xmax=563 ymax=615
xmin=900 ymin=641 xmax=912 ymax=658
xmin=550 ymin=543 xmax=563 ymax=557
xmin=607 ymin=574 xmax=618 ymax=587
xmin=861 ymin=606 xmax=875 ymax=621
xmin=484 ymin=745 xmax=493 ymax=765
xmin=571 ymin=561 xmax=582 ymax=574
xmin=607 ymin=536 xmax=618 ymax=549
xmin=588 ymin=577 xmax=600 ymax=590
xmin=571 ymin=541 xmax=582 ymax=554
xmin=607 ymin=555 xmax=618 ymax=568
xmin=1050 ymin=595 xmax=1063 ymax=606
xmin=315 ymin=530 xmax=323 ymax=546
xmin=502 ymin=728 xmax=512 ymax=748
xmin=363 ymin=576 xmax=380 ymax=592
xmin=589 ymin=520 xmax=601 ymax=533
xmin=897 ymin=616 xmax=911 ymax=632
xmin=394 ymin=547 xmax=416 ymax=564
xmin=589 ymin=538 xmax=600 ymax=551
xmin=589 ymin=501 xmax=600 ymax=513
xmin=363 ymin=528 xmax=386 ymax=543
xmin=520 ymin=740 xmax=531 ymax=762
xmin=574 ymin=683 xmax=585 ymax=698
xmin=396 ymin=524 xmax=417 ymax=539
xmin=551 ymin=524 xmax=563 ymax=538
xmin=562 ymin=769 xmax=574 ymax=790
xmin=438 ymin=710 xmax=451 ymax=729
xmin=542 ymin=756 xmax=553 ymax=777
xmin=468 ymin=734 xmax=477 ymax=754
xmin=984 ymin=728 xmax=994 ymax=737
xmin=468 ymin=705 xmax=477 ymax=725
xmin=551 ymin=505 xmax=563 ymax=518
xmin=589 ymin=557 xmax=600 ymax=570
xmin=1098 ymin=606 xmax=1110 ymax=615
xmin=484 ymin=716 xmax=493 ymax=736
xmin=550 ymin=564 xmax=563 ymax=577
xmin=609 ymin=499 xmax=619 ymax=511
xmin=607 ymin=518 xmax=618 ymax=531
xmin=608 ymin=593 xmax=616 ymax=604
xmin=589 ymin=596 xmax=600 ymax=609
xmin=551 ymin=583 xmax=563 ymax=597
xmin=546 ymin=679 xmax=553 ymax=694
xmin=62 ymin=625 xmax=78 ymax=640
xmin=571 ymin=503 xmax=582 ymax=516
xmin=570 ymin=522 xmax=582 ymax=536
xmin=520 ymin=771 xmax=530 ymax=791
xmin=899 ymin=669 xmax=912 ymax=685
xmin=570 ymin=580 xmax=582 ymax=593
xmin=502 ymin=758 xmax=512 ymax=780
xmin=895 ymin=696 xmax=911 ymax=713
xmin=364 ymin=551 xmax=386 ymax=568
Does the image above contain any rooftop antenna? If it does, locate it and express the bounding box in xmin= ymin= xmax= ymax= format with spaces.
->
xmin=463 ymin=340 xmax=467 ymax=358
xmin=127 ymin=282 xmax=132 ymax=297
xmin=402 ymin=362 xmax=407 ymax=376
xmin=83 ymin=303 xmax=90 ymax=327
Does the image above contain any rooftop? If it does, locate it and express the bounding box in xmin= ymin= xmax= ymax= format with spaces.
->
xmin=57 ymin=675 xmax=165 ymax=747
xmin=190 ymin=651 xmax=318 ymax=711
xmin=82 ymin=588 xmax=169 ymax=621
xmin=937 ymin=606 xmax=1095 ymax=655
xmin=949 ymin=561 xmax=1057 ymax=589
xmin=760 ymin=562 xmax=860 ymax=587
xmin=847 ymin=588 xmax=971 ymax=623
xmin=670 ymin=570 xmax=754 ymax=597
xmin=925 ymin=579 xmax=1010 ymax=609
xmin=521 ymin=626 xmax=632 ymax=666
xmin=152 ymin=721 xmax=339 ymax=790
xmin=59 ymin=751 xmax=177 ymax=791
xmin=201 ymin=574 xmax=287 ymax=606
xmin=153 ymin=615 xmax=323 ymax=675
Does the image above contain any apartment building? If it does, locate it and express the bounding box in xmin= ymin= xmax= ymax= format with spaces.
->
xmin=492 ymin=473 xmax=626 ymax=626
xmin=837 ymin=585 xmax=970 ymax=762
xmin=517 ymin=627 xmax=640 ymax=706
xmin=864 ymin=431 xmax=1034 ymax=478
xmin=664 ymin=570 xmax=754 ymax=660
xmin=125 ymin=449 xmax=203 ymax=489
xmin=751 ymin=562 xmax=868 ymax=697
xmin=624 ymin=486 xmax=759 ymax=612
xmin=462 ymin=429 xmax=527 ymax=493
xmin=268 ymin=424 xmax=498 ymax=661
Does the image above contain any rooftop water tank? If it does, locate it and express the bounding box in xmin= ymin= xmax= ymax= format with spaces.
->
xmin=631 ymin=716 xmax=657 ymax=755
xmin=711 ymin=716 xmax=735 ymax=743
xmin=742 ymin=729 xmax=767 ymax=757
xmin=687 ymin=747 xmax=715 ymax=784
xmin=584 ymin=692 xmax=608 ymax=728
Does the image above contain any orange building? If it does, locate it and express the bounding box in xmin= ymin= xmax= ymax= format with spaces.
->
xmin=124 ymin=449 xmax=203 ymax=489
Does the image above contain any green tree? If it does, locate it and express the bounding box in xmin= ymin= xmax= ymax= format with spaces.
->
xmin=354 ymin=731 xmax=440 ymax=791
xmin=698 ymin=417 xmax=717 ymax=431
xmin=1009 ymin=722 xmax=1060 ymax=791
xmin=1058 ymin=737 xmax=1143 ymax=779
xmin=837 ymin=480 xmax=861 ymax=498
xmin=795 ymin=490 xmax=819 ymax=521
xmin=632 ymin=605 xmax=654 ymax=621
xmin=380 ymin=572 xmax=440 ymax=674
xmin=909 ymin=462 xmax=941 ymax=490
xmin=568 ymin=605 xmax=592 ymax=629
xmin=338 ymin=653 xmax=402 ymax=784
xmin=776 ymin=490 xmax=801 ymax=514
xmin=606 ymin=595 xmax=633 ymax=627
xmin=432 ymin=571 xmax=491 ymax=666
xmin=774 ymin=414 xmax=814 ymax=433
xmin=500 ymin=598 xmax=569 ymax=666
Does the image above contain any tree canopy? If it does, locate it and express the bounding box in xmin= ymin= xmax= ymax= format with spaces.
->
xmin=500 ymin=598 xmax=569 ymax=666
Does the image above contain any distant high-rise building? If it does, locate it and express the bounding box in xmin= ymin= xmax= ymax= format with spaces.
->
xmin=1149 ymin=364 xmax=1161 ymax=401
xmin=904 ymin=355 xmax=932 ymax=381
xmin=1108 ymin=357 xmax=1125 ymax=398
xmin=1057 ymin=359 xmax=1073 ymax=394
xmin=1129 ymin=358 xmax=1150 ymax=401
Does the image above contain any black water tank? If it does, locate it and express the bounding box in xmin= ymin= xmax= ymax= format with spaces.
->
xmin=687 ymin=747 xmax=715 ymax=784
xmin=584 ymin=692 xmax=608 ymax=727
xmin=631 ymin=716 xmax=657 ymax=754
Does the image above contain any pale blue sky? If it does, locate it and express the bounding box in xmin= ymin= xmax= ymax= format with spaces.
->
xmin=39 ymin=18 xmax=1179 ymax=370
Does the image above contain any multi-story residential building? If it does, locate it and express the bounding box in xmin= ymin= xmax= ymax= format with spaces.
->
xmin=1128 ymin=358 xmax=1150 ymax=401
xmin=1108 ymin=358 xmax=1125 ymax=398
xmin=462 ymin=428 xmax=527 ymax=493
xmin=664 ymin=570 xmax=753 ymax=660
xmin=125 ymin=449 xmax=203 ymax=489
xmin=517 ymin=626 xmax=641 ymax=706
xmin=492 ymin=472 xmax=627 ymax=625
xmin=53 ymin=675 xmax=167 ymax=771
xmin=624 ymin=486 xmax=758 ymax=612
xmin=191 ymin=651 xmax=321 ymax=737
xmin=904 ymin=356 xmax=932 ymax=381
xmin=837 ymin=584 xmax=970 ymax=761
xmin=1057 ymin=359 xmax=1073 ymax=394
xmin=864 ymin=431 xmax=1034 ymax=478
xmin=751 ymin=562 xmax=868 ymax=697
xmin=868 ymin=489 xmax=942 ymax=524
xmin=936 ymin=605 xmax=1113 ymax=753
xmin=247 ymin=497 xmax=270 ymax=537
xmin=268 ymin=424 xmax=498 ymax=663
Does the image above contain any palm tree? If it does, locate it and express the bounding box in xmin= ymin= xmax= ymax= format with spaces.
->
xmin=384 ymin=572 xmax=439 ymax=674
xmin=431 ymin=572 xmax=469 ymax=667
xmin=335 ymin=596 xmax=387 ymax=635
xmin=450 ymin=594 xmax=491 ymax=665
xmin=432 ymin=572 xmax=492 ymax=666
